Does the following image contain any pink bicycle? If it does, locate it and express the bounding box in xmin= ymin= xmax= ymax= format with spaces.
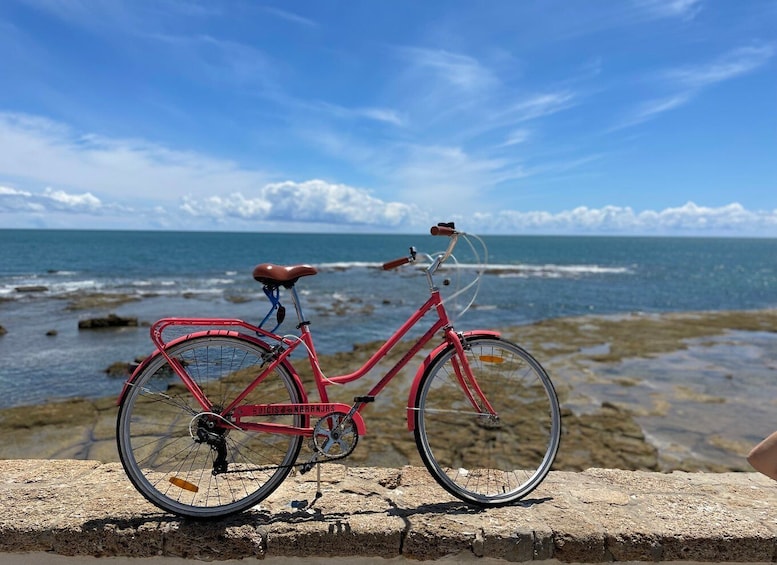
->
xmin=116 ymin=223 xmax=561 ymax=519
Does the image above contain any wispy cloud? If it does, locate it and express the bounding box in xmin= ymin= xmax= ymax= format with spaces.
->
xmin=502 ymin=92 xmax=577 ymax=123
xmin=614 ymin=93 xmax=692 ymax=129
xmin=501 ymin=129 xmax=532 ymax=147
xmin=261 ymin=7 xmax=318 ymax=28
xmin=398 ymin=47 xmax=500 ymax=93
xmin=666 ymin=43 xmax=776 ymax=88
xmin=311 ymin=102 xmax=405 ymax=126
xmin=615 ymin=43 xmax=775 ymax=129
xmin=632 ymin=0 xmax=704 ymax=21
xmin=0 ymin=112 xmax=271 ymax=202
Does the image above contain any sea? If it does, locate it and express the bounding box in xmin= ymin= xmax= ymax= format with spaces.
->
xmin=1 ymin=229 xmax=776 ymax=421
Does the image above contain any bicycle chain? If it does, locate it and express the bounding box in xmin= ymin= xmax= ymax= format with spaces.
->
xmin=218 ymin=412 xmax=359 ymax=476
xmin=218 ymin=442 xmax=358 ymax=476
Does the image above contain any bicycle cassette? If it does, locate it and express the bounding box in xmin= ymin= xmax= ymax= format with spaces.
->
xmin=312 ymin=412 xmax=359 ymax=460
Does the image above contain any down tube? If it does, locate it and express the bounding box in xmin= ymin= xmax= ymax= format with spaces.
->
xmin=363 ymin=317 xmax=447 ymax=400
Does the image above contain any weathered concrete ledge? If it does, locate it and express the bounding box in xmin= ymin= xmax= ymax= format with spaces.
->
xmin=1 ymin=460 xmax=775 ymax=562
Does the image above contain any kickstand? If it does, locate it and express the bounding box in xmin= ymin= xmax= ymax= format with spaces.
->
xmin=290 ymin=462 xmax=324 ymax=512
xmin=315 ymin=462 xmax=323 ymax=501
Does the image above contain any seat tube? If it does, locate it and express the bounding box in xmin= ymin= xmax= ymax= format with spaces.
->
xmin=288 ymin=285 xmax=308 ymax=325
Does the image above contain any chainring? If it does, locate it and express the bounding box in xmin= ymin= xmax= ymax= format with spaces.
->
xmin=312 ymin=412 xmax=359 ymax=460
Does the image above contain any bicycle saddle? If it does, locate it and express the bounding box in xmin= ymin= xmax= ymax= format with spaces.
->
xmin=252 ymin=263 xmax=318 ymax=288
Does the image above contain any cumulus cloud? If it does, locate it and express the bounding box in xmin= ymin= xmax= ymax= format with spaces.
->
xmin=42 ymin=188 xmax=102 ymax=212
xmin=180 ymin=180 xmax=422 ymax=227
xmin=5 ymin=178 xmax=775 ymax=236
xmin=0 ymin=184 xmax=111 ymax=215
xmin=474 ymin=201 xmax=777 ymax=235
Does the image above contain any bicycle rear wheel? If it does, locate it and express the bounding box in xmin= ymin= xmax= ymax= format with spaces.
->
xmin=116 ymin=335 xmax=304 ymax=519
xmin=413 ymin=336 xmax=560 ymax=506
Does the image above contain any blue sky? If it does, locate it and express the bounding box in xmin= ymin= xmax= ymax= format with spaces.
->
xmin=0 ymin=0 xmax=775 ymax=235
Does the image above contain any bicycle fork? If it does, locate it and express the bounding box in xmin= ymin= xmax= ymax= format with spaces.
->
xmin=448 ymin=331 xmax=498 ymax=419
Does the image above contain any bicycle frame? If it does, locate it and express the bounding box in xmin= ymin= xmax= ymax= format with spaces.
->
xmin=123 ymin=260 xmax=498 ymax=441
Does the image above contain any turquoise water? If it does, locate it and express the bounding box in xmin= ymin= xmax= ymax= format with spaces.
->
xmin=0 ymin=229 xmax=776 ymax=409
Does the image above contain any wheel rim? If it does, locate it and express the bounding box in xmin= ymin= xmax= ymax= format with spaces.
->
xmin=415 ymin=338 xmax=560 ymax=504
xmin=117 ymin=336 xmax=303 ymax=517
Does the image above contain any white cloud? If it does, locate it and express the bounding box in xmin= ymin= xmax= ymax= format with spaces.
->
xmin=616 ymin=43 xmax=775 ymax=129
xmin=0 ymin=185 xmax=110 ymax=215
xmin=633 ymin=0 xmax=704 ymax=20
xmin=475 ymin=201 xmax=777 ymax=235
xmin=312 ymin=102 xmax=405 ymax=126
xmin=501 ymin=129 xmax=531 ymax=147
xmin=4 ymin=178 xmax=776 ymax=235
xmin=261 ymin=7 xmax=318 ymax=28
xmin=504 ymin=92 xmax=577 ymax=123
xmin=667 ymin=44 xmax=776 ymax=89
xmin=42 ymin=187 xmax=102 ymax=212
xmin=0 ymin=112 xmax=270 ymax=202
xmin=614 ymin=93 xmax=692 ymax=129
xmin=399 ymin=47 xmax=499 ymax=92
xmin=181 ymin=193 xmax=271 ymax=220
xmin=0 ymin=185 xmax=31 ymax=197
xmin=180 ymin=180 xmax=422 ymax=227
xmin=356 ymin=107 xmax=405 ymax=126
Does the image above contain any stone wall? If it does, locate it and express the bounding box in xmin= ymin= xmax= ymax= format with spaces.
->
xmin=1 ymin=460 xmax=775 ymax=562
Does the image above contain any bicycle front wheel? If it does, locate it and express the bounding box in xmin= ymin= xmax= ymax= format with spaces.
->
xmin=117 ymin=335 xmax=304 ymax=519
xmin=413 ymin=336 xmax=561 ymax=506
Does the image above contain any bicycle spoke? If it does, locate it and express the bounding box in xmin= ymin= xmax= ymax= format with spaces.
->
xmin=414 ymin=336 xmax=560 ymax=506
xmin=117 ymin=336 xmax=303 ymax=519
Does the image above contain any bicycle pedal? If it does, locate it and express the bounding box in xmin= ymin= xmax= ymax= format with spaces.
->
xmin=353 ymin=395 xmax=375 ymax=403
xmin=300 ymin=462 xmax=314 ymax=474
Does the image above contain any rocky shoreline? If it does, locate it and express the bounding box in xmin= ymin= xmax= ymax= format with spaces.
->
xmin=1 ymin=309 xmax=776 ymax=473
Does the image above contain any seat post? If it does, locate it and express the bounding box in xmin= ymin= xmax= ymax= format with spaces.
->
xmin=288 ymin=285 xmax=309 ymax=327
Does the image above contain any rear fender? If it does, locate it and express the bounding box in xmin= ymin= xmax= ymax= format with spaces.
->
xmin=406 ymin=330 xmax=500 ymax=431
xmin=116 ymin=330 xmax=308 ymax=409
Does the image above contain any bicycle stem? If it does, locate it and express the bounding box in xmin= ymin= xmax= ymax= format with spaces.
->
xmin=425 ymin=233 xmax=459 ymax=291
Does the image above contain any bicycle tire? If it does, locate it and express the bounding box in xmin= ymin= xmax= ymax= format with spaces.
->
xmin=413 ymin=335 xmax=561 ymax=506
xmin=116 ymin=335 xmax=304 ymax=519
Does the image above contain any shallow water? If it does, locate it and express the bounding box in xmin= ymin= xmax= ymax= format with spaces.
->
xmin=561 ymin=330 xmax=777 ymax=470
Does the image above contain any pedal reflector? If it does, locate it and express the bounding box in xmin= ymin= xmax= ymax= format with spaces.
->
xmin=479 ymin=355 xmax=504 ymax=363
xmin=169 ymin=476 xmax=199 ymax=493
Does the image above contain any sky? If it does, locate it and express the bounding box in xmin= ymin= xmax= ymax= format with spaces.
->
xmin=0 ymin=0 xmax=775 ymax=235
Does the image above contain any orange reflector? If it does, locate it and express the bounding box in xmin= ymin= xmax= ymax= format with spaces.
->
xmin=479 ymin=355 xmax=504 ymax=364
xmin=169 ymin=476 xmax=199 ymax=493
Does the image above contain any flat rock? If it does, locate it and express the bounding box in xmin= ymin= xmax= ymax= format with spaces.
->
xmin=77 ymin=314 xmax=138 ymax=329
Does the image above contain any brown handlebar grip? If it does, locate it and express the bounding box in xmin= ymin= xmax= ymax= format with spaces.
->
xmin=430 ymin=225 xmax=455 ymax=236
xmin=383 ymin=256 xmax=411 ymax=270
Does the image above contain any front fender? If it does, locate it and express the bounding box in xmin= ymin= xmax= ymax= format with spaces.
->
xmin=406 ymin=330 xmax=500 ymax=431
xmin=116 ymin=330 xmax=308 ymax=407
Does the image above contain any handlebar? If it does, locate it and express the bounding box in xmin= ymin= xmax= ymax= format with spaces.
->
xmin=381 ymin=222 xmax=484 ymax=319
xmin=430 ymin=223 xmax=457 ymax=236
xmin=383 ymin=223 xmax=458 ymax=271
xmin=382 ymin=256 xmax=412 ymax=270
xmin=382 ymin=245 xmax=418 ymax=271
